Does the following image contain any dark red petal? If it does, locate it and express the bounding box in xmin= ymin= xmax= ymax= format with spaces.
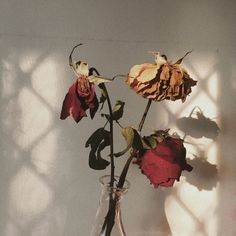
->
xmin=156 ymin=138 xmax=185 ymax=160
xmin=159 ymin=178 xmax=176 ymax=187
xmin=76 ymin=80 xmax=99 ymax=119
xmin=155 ymin=137 xmax=193 ymax=171
xmin=60 ymin=82 xmax=87 ymax=123
xmin=89 ymin=94 xmax=99 ymax=119
xmin=84 ymin=83 xmax=99 ymax=119
xmin=140 ymin=149 xmax=181 ymax=188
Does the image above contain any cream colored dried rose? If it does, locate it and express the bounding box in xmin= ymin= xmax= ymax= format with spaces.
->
xmin=127 ymin=51 xmax=197 ymax=102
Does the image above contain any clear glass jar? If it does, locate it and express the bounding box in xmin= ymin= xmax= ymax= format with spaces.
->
xmin=91 ymin=175 xmax=130 ymax=236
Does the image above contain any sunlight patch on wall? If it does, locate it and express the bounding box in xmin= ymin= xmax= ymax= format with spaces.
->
xmin=206 ymin=142 xmax=218 ymax=164
xmin=5 ymin=52 xmax=63 ymax=233
xmin=186 ymin=52 xmax=218 ymax=80
xmin=178 ymin=93 xmax=218 ymax=119
xmin=31 ymin=129 xmax=59 ymax=176
xmin=163 ymin=54 xmax=219 ymax=236
xmin=1 ymin=59 xmax=16 ymax=98
xmin=165 ymin=184 xmax=218 ymax=236
xmin=31 ymin=205 xmax=67 ymax=236
xmin=165 ymin=198 xmax=196 ymax=236
xmin=31 ymin=56 xmax=62 ymax=109
xmin=16 ymin=87 xmax=52 ymax=150
xmin=19 ymin=51 xmax=41 ymax=74
xmin=207 ymin=71 xmax=218 ymax=100
xmin=9 ymin=167 xmax=53 ymax=227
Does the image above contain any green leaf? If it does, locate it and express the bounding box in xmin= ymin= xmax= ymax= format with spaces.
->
xmin=153 ymin=129 xmax=170 ymax=139
xmin=87 ymin=75 xmax=113 ymax=85
xmin=133 ymin=130 xmax=145 ymax=150
xmin=114 ymin=127 xmax=134 ymax=157
xmin=142 ymin=135 xmax=158 ymax=149
xmin=99 ymin=88 xmax=107 ymax=111
xmin=101 ymin=100 xmax=125 ymax=122
xmin=141 ymin=129 xmax=170 ymax=149
xmin=85 ymin=128 xmax=110 ymax=170
xmin=112 ymin=100 xmax=125 ymax=121
xmin=114 ymin=127 xmax=144 ymax=157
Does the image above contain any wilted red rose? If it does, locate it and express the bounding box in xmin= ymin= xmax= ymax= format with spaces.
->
xmin=138 ymin=137 xmax=193 ymax=188
xmin=60 ymin=77 xmax=99 ymax=123
xmin=60 ymin=60 xmax=99 ymax=123
xmin=127 ymin=52 xmax=197 ymax=102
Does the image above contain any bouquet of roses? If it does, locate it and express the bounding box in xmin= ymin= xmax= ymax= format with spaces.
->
xmin=60 ymin=44 xmax=197 ymax=235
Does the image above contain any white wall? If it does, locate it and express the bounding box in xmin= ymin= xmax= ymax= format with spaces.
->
xmin=0 ymin=0 xmax=236 ymax=235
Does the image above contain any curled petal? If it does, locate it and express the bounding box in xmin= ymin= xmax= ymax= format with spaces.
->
xmin=128 ymin=63 xmax=160 ymax=85
xmin=60 ymin=79 xmax=99 ymax=123
xmin=60 ymin=81 xmax=87 ymax=123
xmin=127 ymin=52 xmax=197 ymax=102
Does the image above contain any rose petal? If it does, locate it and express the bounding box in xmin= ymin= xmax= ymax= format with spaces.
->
xmin=128 ymin=63 xmax=159 ymax=84
xmin=138 ymin=137 xmax=192 ymax=188
xmin=140 ymin=149 xmax=182 ymax=188
xmin=60 ymin=81 xmax=87 ymax=123
xmin=127 ymin=54 xmax=197 ymax=102
xmin=60 ymin=79 xmax=99 ymax=122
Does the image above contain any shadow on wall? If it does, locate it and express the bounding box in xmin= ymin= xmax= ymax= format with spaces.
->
xmin=128 ymin=107 xmax=220 ymax=235
xmin=152 ymin=57 xmax=221 ymax=234
xmin=0 ymin=47 xmax=56 ymax=235
xmin=177 ymin=106 xmax=220 ymax=140
xmin=0 ymin=43 xmax=232 ymax=236
xmin=0 ymin=48 xmax=53 ymax=234
xmin=0 ymin=43 xmax=90 ymax=236
xmin=0 ymin=52 xmax=220 ymax=236
xmin=184 ymin=156 xmax=218 ymax=191
xmin=177 ymin=107 xmax=220 ymax=190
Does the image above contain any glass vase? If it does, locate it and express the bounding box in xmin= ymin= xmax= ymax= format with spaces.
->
xmin=91 ymin=175 xmax=130 ymax=236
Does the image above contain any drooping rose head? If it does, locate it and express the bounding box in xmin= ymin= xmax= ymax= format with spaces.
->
xmin=138 ymin=136 xmax=193 ymax=188
xmin=127 ymin=51 xmax=197 ymax=102
xmin=60 ymin=61 xmax=99 ymax=123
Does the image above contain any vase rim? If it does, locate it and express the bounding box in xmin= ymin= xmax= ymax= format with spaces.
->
xmin=99 ymin=175 xmax=131 ymax=191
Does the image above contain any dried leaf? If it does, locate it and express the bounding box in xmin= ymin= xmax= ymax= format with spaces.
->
xmin=142 ymin=135 xmax=158 ymax=149
xmin=99 ymin=88 xmax=107 ymax=111
xmin=87 ymin=75 xmax=113 ymax=85
xmin=133 ymin=130 xmax=145 ymax=150
xmin=75 ymin=61 xmax=89 ymax=76
xmin=174 ymin=50 xmax=193 ymax=64
xmin=114 ymin=127 xmax=134 ymax=157
xmin=114 ymin=127 xmax=143 ymax=157
xmin=101 ymin=100 xmax=125 ymax=121
xmin=69 ymin=43 xmax=83 ymax=67
xmin=112 ymin=100 xmax=125 ymax=120
xmin=85 ymin=128 xmax=110 ymax=170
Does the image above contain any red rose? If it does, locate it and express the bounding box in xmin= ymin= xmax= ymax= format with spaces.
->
xmin=60 ymin=77 xmax=99 ymax=123
xmin=138 ymin=137 xmax=193 ymax=188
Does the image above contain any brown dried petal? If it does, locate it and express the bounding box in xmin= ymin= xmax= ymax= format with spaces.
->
xmin=127 ymin=54 xmax=197 ymax=102
xmin=128 ymin=63 xmax=159 ymax=84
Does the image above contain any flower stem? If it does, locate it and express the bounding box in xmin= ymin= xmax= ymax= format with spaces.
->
xmin=100 ymin=83 xmax=115 ymax=185
xmin=117 ymin=99 xmax=152 ymax=188
xmin=117 ymin=149 xmax=137 ymax=188
xmin=90 ymin=68 xmax=115 ymax=187
xmin=99 ymin=99 xmax=153 ymax=236
xmin=96 ymin=82 xmax=116 ymax=236
xmin=138 ymin=99 xmax=152 ymax=133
